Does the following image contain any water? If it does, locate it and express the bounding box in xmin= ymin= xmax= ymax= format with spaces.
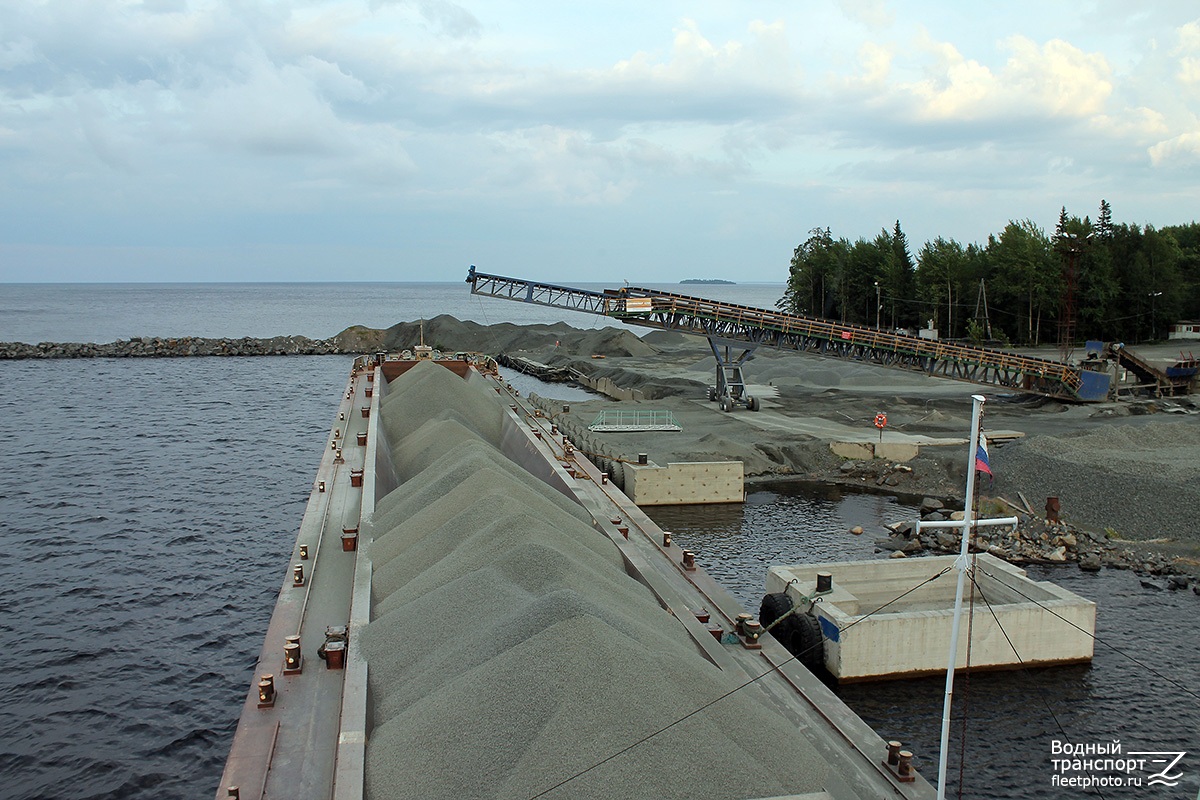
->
xmin=1 ymin=283 xmax=1197 ymax=800
xmin=0 ymin=281 xmax=788 ymax=344
xmin=0 ymin=356 xmax=352 ymax=800
xmin=650 ymin=486 xmax=1200 ymax=799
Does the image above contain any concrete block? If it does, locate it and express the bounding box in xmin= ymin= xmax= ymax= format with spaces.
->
xmin=766 ymin=554 xmax=1095 ymax=681
xmin=626 ymin=461 xmax=743 ymax=505
xmin=874 ymin=442 xmax=919 ymax=462
xmin=830 ymin=442 xmax=873 ymax=460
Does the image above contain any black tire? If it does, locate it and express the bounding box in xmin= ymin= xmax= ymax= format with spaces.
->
xmin=707 ymin=386 xmax=717 ymax=401
xmin=748 ymin=396 xmax=760 ymax=412
xmin=720 ymin=397 xmax=733 ymax=412
xmin=759 ymin=593 xmax=799 ymax=647
xmin=793 ymin=613 xmax=826 ymax=673
xmin=759 ymin=592 xmax=793 ymax=627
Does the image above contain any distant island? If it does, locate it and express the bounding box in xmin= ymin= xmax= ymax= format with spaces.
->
xmin=680 ymin=279 xmax=736 ymax=285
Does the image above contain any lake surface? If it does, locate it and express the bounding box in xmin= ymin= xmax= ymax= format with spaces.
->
xmin=1 ymin=282 xmax=1196 ymax=800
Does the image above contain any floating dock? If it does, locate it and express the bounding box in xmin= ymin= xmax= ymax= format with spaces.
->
xmin=216 ymin=352 xmax=936 ymax=799
xmin=765 ymin=554 xmax=1096 ymax=682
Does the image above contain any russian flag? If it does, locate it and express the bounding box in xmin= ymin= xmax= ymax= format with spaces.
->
xmin=975 ymin=435 xmax=992 ymax=476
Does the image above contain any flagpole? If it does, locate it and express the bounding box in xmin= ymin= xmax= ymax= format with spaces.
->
xmin=936 ymin=393 xmax=986 ymax=800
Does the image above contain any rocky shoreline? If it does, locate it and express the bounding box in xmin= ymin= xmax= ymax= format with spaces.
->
xmin=0 ymin=335 xmax=352 ymax=359
xmin=873 ymin=496 xmax=1199 ymax=589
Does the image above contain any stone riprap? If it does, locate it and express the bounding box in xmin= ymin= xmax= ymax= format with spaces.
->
xmin=0 ymin=335 xmax=345 ymax=359
xmin=360 ymin=361 xmax=829 ymax=800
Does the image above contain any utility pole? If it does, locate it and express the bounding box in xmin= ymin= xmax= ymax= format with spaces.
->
xmin=874 ymin=281 xmax=881 ymax=330
xmin=1149 ymin=291 xmax=1163 ymax=341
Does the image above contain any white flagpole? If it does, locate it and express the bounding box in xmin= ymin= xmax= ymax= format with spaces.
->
xmin=936 ymin=393 xmax=986 ymax=800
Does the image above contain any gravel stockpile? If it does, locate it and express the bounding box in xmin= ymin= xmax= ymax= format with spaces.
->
xmin=379 ymin=360 xmax=505 ymax=446
xmin=361 ymin=361 xmax=831 ymax=800
xmin=990 ymin=418 xmax=1200 ymax=541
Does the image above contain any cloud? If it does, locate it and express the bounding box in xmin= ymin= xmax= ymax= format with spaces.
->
xmin=368 ymin=0 xmax=482 ymax=38
xmin=1148 ymin=131 xmax=1200 ymax=167
xmin=837 ymin=0 xmax=895 ymax=30
xmin=900 ymin=33 xmax=1112 ymax=122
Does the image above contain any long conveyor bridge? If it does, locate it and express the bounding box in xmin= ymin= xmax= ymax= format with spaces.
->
xmin=466 ymin=266 xmax=1113 ymax=402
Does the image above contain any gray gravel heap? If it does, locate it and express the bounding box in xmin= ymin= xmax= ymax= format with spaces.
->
xmin=991 ymin=418 xmax=1200 ymax=541
xmin=379 ymin=360 xmax=505 ymax=446
xmin=361 ymin=362 xmax=830 ymax=799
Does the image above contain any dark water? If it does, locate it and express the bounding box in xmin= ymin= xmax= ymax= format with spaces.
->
xmin=650 ymin=488 xmax=1200 ymax=799
xmin=2 ymin=283 xmax=1198 ymax=800
xmin=0 ymin=357 xmax=352 ymax=800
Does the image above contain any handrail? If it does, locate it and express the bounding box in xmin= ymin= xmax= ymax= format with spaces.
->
xmin=467 ymin=267 xmax=1088 ymax=399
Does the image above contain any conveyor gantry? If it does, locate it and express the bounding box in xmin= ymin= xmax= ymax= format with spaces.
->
xmin=466 ymin=266 xmax=1113 ymax=402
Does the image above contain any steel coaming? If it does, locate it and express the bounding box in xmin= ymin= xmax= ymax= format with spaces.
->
xmin=465 ymin=266 xmax=1094 ymax=400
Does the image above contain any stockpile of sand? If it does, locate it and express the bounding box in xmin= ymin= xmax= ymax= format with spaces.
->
xmin=361 ymin=362 xmax=829 ymax=799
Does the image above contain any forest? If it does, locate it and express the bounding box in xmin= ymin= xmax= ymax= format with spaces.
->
xmin=777 ymin=201 xmax=1200 ymax=346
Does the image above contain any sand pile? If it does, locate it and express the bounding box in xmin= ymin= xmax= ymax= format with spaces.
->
xmin=361 ymin=361 xmax=829 ymax=799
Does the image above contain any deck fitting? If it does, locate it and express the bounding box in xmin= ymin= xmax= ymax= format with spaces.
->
xmin=256 ymin=675 xmax=275 ymax=708
xmin=283 ymin=636 xmax=303 ymax=674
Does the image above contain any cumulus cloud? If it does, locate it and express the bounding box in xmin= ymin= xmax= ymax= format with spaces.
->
xmin=901 ymin=33 xmax=1112 ymax=121
xmin=1149 ymin=131 xmax=1200 ymax=167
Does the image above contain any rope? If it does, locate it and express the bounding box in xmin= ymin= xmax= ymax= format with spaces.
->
xmin=976 ymin=566 xmax=1200 ymax=702
xmin=967 ymin=570 xmax=1106 ymax=800
xmin=525 ymin=565 xmax=953 ymax=799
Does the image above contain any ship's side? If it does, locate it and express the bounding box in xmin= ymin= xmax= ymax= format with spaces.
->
xmin=216 ymin=353 xmax=935 ymax=800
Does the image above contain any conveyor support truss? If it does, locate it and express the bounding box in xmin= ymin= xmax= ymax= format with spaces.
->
xmin=465 ymin=266 xmax=1111 ymax=401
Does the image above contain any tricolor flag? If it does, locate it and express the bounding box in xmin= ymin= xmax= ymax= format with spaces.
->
xmin=975 ymin=435 xmax=992 ymax=476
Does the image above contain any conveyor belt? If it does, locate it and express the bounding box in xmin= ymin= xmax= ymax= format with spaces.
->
xmin=466 ymin=267 xmax=1113 ymax=401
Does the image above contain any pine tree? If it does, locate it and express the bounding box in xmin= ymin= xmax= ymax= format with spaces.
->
xmin=1097 ymin=199 xmax=1113 ymax=240
xmin=1055 ymin=206 xmax=1068 ymax=238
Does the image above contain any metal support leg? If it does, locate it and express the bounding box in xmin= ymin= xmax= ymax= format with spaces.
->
xmin=707 ymin=337 xmax=758 ymax=411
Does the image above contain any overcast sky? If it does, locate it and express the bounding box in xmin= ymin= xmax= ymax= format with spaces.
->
xmin=1 ymin=1 xmax=1197 ymax=283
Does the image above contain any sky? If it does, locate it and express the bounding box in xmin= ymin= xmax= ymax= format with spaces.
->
xmin=1 ymin=1 xmax=1198 ymax=283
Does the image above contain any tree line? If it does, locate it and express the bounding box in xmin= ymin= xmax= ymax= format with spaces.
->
xmin=778 ymin=201 xmax=1200 ymax=345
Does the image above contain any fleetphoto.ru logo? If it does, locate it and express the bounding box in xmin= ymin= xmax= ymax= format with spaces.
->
xmin=1050 ymin=739 xmax=1187 ymax=791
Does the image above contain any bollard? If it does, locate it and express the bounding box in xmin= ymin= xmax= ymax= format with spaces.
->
xmin=1045 ymin=496 xmax=1061 ymax=523
xmin=816 ymin=572 xmax=833 ymax=593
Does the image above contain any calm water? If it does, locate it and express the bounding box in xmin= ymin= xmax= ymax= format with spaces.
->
xmin=0 ymin=281 xmax=788 ymax=343
xmin=1 ymin=283 xmax=1197 ymax=800
xmin=650 ymin=488 xmax=1200 ymax=799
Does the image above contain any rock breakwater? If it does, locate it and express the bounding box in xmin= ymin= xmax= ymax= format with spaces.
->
xmin=0 ymin=335 xmax=349 ymax=359
xmin=874 ymin=497 xmax=1198 ymax=584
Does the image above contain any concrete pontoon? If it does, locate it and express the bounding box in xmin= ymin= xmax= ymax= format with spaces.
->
xmin=217 ymin=350 xmax=936 ymax=799
xmin=766 ymin=554 xmax=1096 ymax=682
